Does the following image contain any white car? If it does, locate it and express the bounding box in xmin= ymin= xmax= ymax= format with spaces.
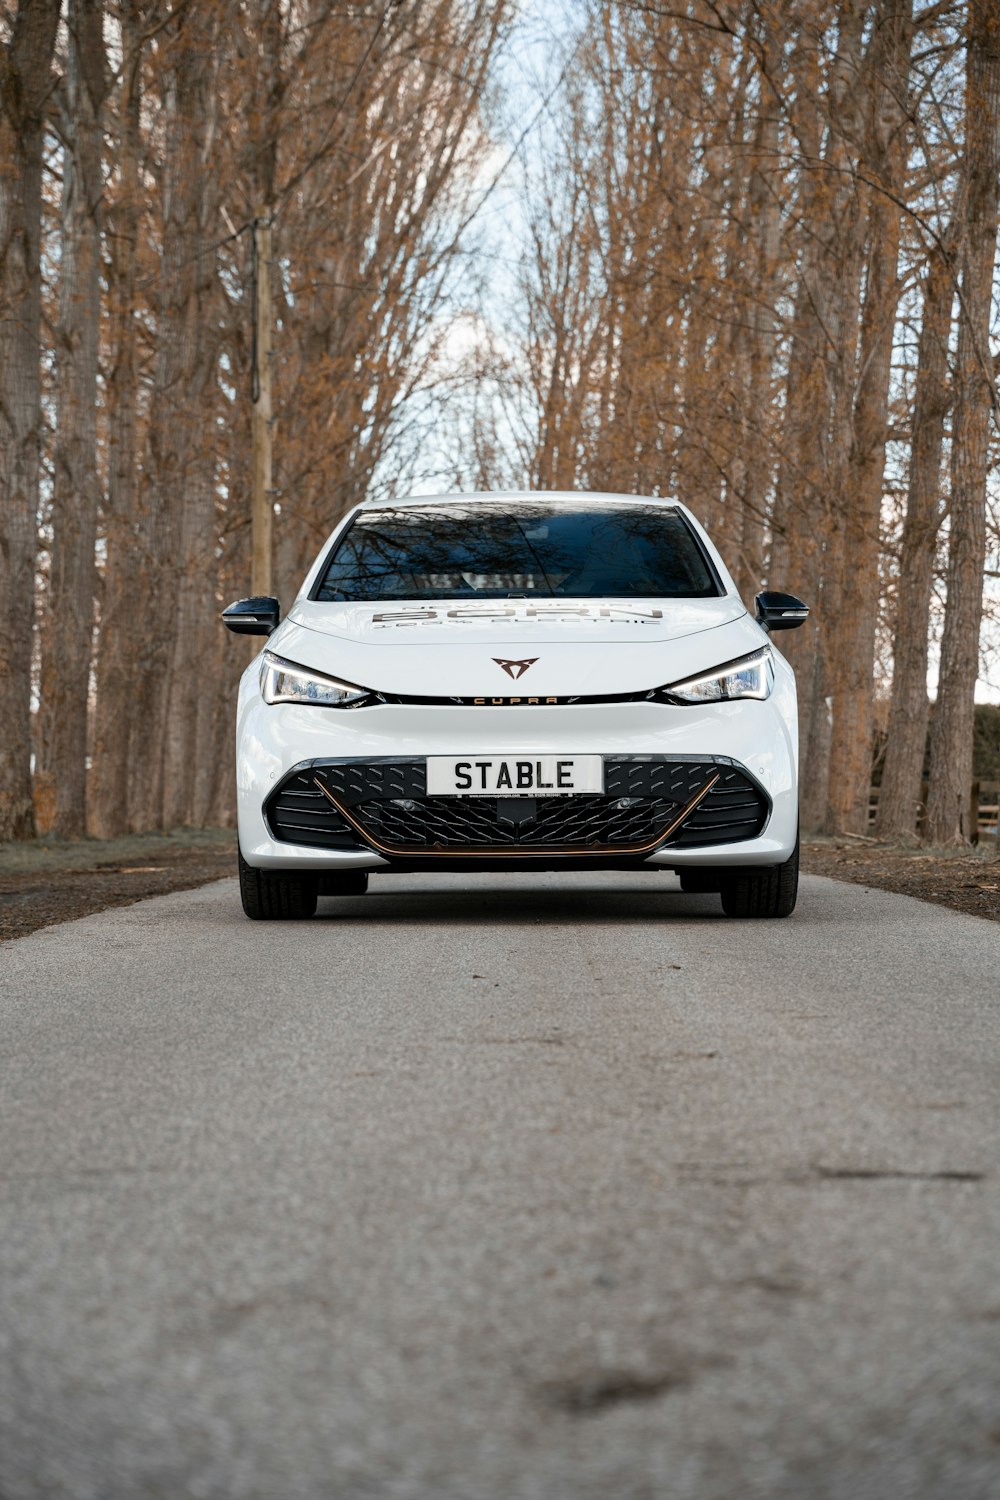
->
xmin=223 ymin=492 xmax=807 ymax=920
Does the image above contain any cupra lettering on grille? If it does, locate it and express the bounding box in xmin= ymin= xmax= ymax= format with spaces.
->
xmin=493 ymin=657 xmax=538 ymax=680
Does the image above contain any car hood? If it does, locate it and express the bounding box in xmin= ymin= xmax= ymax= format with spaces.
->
xmin=272 ymin=596 xmax=762 ymax=697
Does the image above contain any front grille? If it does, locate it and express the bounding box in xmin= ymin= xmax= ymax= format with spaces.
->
xmin=356 ymin=792 xmax=678 ymax=851
xmin=265 ymin=757 xmax=768 ymax=856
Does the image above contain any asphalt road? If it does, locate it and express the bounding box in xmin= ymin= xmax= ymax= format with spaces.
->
xmin=2 ymin=871 xmax=999 ymax=1500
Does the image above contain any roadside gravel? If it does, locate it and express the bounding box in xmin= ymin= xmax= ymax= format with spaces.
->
xmin=802 ymin=837 xmax=1000 ymax=925
xmin=0 ymin=829 xmax=235 ymax=942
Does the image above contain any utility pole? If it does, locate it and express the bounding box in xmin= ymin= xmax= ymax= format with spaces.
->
xmin=251 ymin=216 xmax=273 ymax=597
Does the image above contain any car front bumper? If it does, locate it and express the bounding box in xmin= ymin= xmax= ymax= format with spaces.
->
xmin=236 ymin=657 xmax=798 ymax=871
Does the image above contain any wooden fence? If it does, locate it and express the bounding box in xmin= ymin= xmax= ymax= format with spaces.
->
xmin=867 ymin=780 xmax=1000 ymax=840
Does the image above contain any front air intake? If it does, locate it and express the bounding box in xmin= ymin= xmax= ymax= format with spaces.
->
xmin=265 ymin=757 xmax=769 ymax=857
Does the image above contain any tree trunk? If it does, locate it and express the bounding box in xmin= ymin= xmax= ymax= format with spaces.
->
xmin=0 ymin=0 xmax=60 ymax=840
xmin=737 ymin=18 xmax=782 ymax=602
xmin=769 ymin=7 xmax=866 ymax=831
xmin=814 ymin=201 xmax=866 ymax=832
xmin=128 ymin=13 xmax=214 ymax=831
xmin=925 ymin=0 xmax=1000 ymax=844
xmin=35 ymin=0 xmax=108 ymax=837
xmin=875 ymin=229 xmax=954 ymax=838
xmin=159 ymin=27 xmax=221 ymax=831
xmin=89 ymin=1 xmax=142 ymax=838
xmin=826 ymin=0 xmax=913 ymax=833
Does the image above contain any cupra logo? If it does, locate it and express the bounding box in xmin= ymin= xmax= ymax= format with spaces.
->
xmin=493 ymin=656 xmax=539 ymax=681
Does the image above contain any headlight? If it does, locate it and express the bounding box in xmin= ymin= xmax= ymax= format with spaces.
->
xmin=259 ymin=651 xmax=378 ymax=708
xmin=659 ymin=647 xmax=772 ymax=704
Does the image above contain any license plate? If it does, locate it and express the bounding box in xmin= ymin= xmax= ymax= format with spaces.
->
xmin=426 ymin=755 xmax=603 ymax=797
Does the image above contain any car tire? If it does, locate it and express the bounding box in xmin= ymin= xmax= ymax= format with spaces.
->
xmin=720 ymin=834 xmax=799 ymax=918
xmin=238 ymin=850 xmax=318 ymax=920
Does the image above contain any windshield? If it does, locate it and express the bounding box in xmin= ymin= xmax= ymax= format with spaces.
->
xmin=313 ymin=502 xmax=720 ymax=601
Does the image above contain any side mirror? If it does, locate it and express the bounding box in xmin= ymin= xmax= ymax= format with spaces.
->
xmin=222 ymin=596 xmax=280 ymax=636
xmin=754 ymin=591 xmax=809 ymax=632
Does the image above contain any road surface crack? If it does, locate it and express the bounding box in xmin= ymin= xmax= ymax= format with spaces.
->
xmin=813 ymin=1166 xmax=984 ymax=1182
xmin=541 ymin=1367 xmax=690 ymax=1415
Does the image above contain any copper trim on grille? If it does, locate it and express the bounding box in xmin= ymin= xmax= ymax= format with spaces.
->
xmin=311 ymin=773 xmax=720 ymax=859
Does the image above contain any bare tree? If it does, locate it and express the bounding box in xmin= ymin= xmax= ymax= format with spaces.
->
xmin=925 ymin=0 xmax=1000 ymax=844
xmin=35 ymin=0 xmax=109 ymax=837
xmin=0 ymin=0 xmax=60 ymax=840
xmin=826 ymin=0 xmax=914 ymax=834
xmin=88 ymin=0 xmax=145 ymax=838
xmin=875 ymin=228 xmax=954 ymax=838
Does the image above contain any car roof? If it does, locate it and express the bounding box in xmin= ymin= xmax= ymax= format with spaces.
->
xmin=354 ymin=490 xmax=682 ymax=510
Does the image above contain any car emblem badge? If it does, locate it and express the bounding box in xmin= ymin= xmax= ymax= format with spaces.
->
xmin=493 ymin=657 xmax=538 ymax=680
